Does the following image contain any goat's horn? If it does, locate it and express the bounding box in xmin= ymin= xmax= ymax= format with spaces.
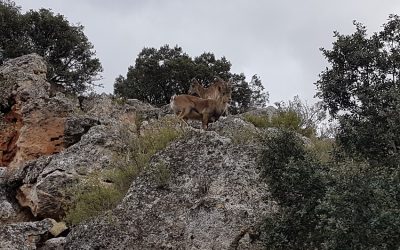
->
xmin=214 ymin=76 xmax=224 ymax=82
xmin=191 ymin=78 xmax=200 ymax=84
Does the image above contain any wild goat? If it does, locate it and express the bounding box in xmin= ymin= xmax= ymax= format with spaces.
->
xmin=188 ymin=77 xmax=232 ymax=100
xmin=170 ymin=93 xmax=231 ymax=130
xmin=188 ymin=77 xmax=232 ymax=115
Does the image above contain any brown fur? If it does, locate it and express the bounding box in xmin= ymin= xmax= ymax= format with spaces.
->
xmin=170 ymin=94 xmax=230 ymax=129
xmin=188 ymin=78 xmax=232 ymax=100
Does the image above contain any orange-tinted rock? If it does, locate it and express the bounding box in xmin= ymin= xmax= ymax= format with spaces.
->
xmin=8 ymin=111 xmax=65 ymax=169
xmin=0 ymin=104 xmax=23 ymax=167
xmin=0 ymin=54 xmax=68 ymax=170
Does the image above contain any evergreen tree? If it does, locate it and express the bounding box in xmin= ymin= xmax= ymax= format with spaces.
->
xmin=115 ymin=45 xmax=268 ymax=112
xmin=316 ymin=14 xmax=400 ymax=165
xmin=0 ymin=1 xmax=102 ymax=93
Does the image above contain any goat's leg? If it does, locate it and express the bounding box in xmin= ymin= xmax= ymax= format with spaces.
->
xmin=177 ymin=109 xmax=191 ymax=127
xmin=202 ymin=113 xmax=209 ymax=130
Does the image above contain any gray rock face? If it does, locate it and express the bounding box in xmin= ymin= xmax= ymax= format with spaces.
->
xmin=64 ymin=116 xmax=101 ymax=147
xmin=0 ymin=53 xmax=48 ymax=112
xmin=0 ymin=54 xmax=137 ymax=220
xmin=12 ymin=123 xmax=131 ymax=219
xmin=41 ymin=237 xmax=66 ymax=250
xmin=0 ymin=219 xmax=53 ymax=250
xmin=0 ymin=54 xmax=279 ymax=249
xmin=65 ymin=130 xmax=276 ymax=249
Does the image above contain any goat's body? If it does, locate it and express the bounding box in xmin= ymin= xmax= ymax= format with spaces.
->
xmin=170 ymin=94 xmax=228 ymax=129
xmin=188 ymin=78 xmax=232 ymax=116
xmin=188 ymin=80 xmax=226 ymax=100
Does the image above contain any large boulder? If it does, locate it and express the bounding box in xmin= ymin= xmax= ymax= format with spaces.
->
xmin=65 ymin=129 xmax=276 ymax=249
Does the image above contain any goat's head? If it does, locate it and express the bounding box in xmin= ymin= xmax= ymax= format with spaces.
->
xmin=188 ymin=78 xmax=202 ymax=95
xmin=215 ymin=78 xmax=232 ymax=100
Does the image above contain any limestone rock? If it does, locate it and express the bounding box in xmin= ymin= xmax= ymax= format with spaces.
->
xmin=0 ymin=218 xmax=53 ymax=250
xmin=64 ymin=116 xmax=100 ymax=147
xmin=12 ymin=123 xmax=129 ymax=219
xmin=48 ymin=219 xmax=67 ymax=237
xmin=0 ymin=54 xmax=75 ymax=170
xmin=0 ymin=54 xmax=282 ymax=249
xmin=40 ymin=237 xmax=66 ymax=250
xmin=65 ymin=130 xmax=276 ymax=249
xmin=0 ymin=54 xmax=140 ymax=220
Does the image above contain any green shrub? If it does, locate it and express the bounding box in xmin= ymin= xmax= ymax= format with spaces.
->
xmin=308 ymin=137 xmax=335 ymax=164
xmin=243 ymin=114 xmax=269 ymax=128
xmin=243 ymin=111 xmax=316 ymax=137
xmin=260 ymin=130 xmax=326 ymax=249
xmin=64 ymin=175 xmax=122 ymax=225
xmin=230 ymin=127 xmax=261 ymax=145
xmin=260 ymin=129 xmax=400 ymax=249
xmin=316 ymin=160 xmax=400 ymax=249
xmin=270 ymin=110 xmax=301 ymax=130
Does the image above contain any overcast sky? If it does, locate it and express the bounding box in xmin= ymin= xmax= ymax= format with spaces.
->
xmin=14 ymin=0 xmax=400 ymax=104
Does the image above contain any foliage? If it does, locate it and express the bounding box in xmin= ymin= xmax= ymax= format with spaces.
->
xmin=243 ymin=96 xmax=324 ymax=138
xmin=249 ymin=74 xmax=269 ymax=108
xmin=308 ymin=137 xmax=335 ymax=164
xmin=260 ymin=130 xmax=326 ymax=249
xmin=271 ymin=14 xmax=400 ymax=249
xmin=244 ymin=111 xmax=311 ymax=136
xmin=229 ymin=126 xmax=262 ymax=145
xmin=0 ymin=0 xmax=102 ymax=93
xmin=153 ymin=162 xmax=171 ymax=189
xmin=274 ymin=95 xmax=326 ymax=137
xmin=243 ymin=114 xmax=269 ymax=128
xmin=316 ymin=160 xmax=400 ymax=249
xmin=64 ymin=175 xmax=122 ymax=225
xmin=315 ymin=14 xmax=400 ymax=165
xmin=114 ymin=45 xmax=194 ymax=106
xmin=260 ymin=130 xmax=400 ymax=249
xmin=64 ymin=118 xmax=183 ymax=225
xmin=114 ymin=44 xmax=268 ymax=113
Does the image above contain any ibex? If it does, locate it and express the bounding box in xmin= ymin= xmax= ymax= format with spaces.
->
xmin=188 ymin=77 xmax=232 ymax=115
xmin=170 ymin=93 xmax=231 ymax=130
xmin=188 ymin=77 xmax=232 ymax=100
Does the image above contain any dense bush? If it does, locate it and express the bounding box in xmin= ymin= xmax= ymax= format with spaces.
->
xmin=317 ymin=160 xmax=400 ymax=249
xmin=260 ymin=130 xmax=400 ymax=249
xmin=260 ymin=130 xmax=326 ymax=249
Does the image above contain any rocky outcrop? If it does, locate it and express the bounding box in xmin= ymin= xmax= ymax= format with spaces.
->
xmin=0 ymin=54 xmax=138 ymax=221
xmin=12 ymin=122 xmax=131 ymax=219
xmin=0 ymin=218 xmax=61 ymax=250
xmin=65 ymin=126 xmax=276 ymax=249
xmin=0 ymin=54 xmax=74 ymax=169
xmin=0 ymin=54 xmax=278 ymax=249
